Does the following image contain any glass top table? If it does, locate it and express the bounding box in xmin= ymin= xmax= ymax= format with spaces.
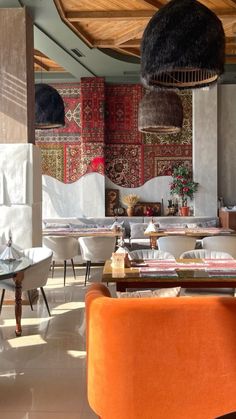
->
xmin=0 ymin=257 xmax=31 ymax=278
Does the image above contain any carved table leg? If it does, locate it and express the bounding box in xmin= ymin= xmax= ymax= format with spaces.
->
xmin=150 ymin=236 xmax=157 ymax=249
xmin=14 ymin=272 xmax=24 ymax=337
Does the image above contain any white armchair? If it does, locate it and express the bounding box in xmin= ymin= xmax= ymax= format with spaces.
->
xmin=43 ymin=236 xmax=80 ymax=286
xmin=157 ymin=236 xmax=197 ymax=258
xmin=0 ymin=247 xmax=53 ymax=316
xmin=78 ymin=236 xmax=116 ymax=286
xmin=129 ymin=249 xmax=175 ymax=260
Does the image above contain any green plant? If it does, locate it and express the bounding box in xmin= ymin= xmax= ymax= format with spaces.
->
xmin=170 ymin=165 xmax=198 ymax=207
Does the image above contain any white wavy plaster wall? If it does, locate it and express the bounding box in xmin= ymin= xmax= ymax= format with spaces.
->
xmin=42 ymin=172 xmax=174 ymax=218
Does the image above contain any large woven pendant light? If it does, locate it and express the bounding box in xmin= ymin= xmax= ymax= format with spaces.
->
xmin=138 ymin=90 xmax=183 ymax=134
xmin=35 ymin=83 xmax=65 ymax=129
xmin=141 ymin=0 xmax=225 ymax=89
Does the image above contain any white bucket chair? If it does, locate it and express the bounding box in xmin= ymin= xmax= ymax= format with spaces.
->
xmin=129 ymin=249 xmax=175 ymax=260
xmin=180 ymin=249 xmax=234 ymax=259
xmin=78 ymin=236 xmax=117 ymax=286
xmin=43 ymin=236 xmax=79 ymax=286
xmin=180 ymin=248 xmax=235 ymax=297
xmin=0 ymin=247 xmax=53 ymax=316
xmin=157 ymin=236 xmax=197 ymax=259
xmin=202 ymin=236 xmax=236 ymax=259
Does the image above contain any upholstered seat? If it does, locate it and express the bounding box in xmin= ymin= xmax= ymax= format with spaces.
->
xmin=157 ymin=236 xmax=197 ymax=258
xmin=43 ymin=236 xmax=80 ymax=286
xmin=129 ymin=248 xmax=175 ymax=260
xmin=202 ymin=236 xmax=236 ymax=258
xmin=78 ymin=236 xmax=116 ymax=286
xmin=86 ymin=283 xmax=236 ymax=419
xmin=0 ymin=247 xmax=52 ymax=316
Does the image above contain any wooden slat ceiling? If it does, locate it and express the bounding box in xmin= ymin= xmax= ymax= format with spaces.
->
xmin=54 ymin=0 xmax=236 ymax=62
xmin=34 ymin=50 xmax=66 ymax=73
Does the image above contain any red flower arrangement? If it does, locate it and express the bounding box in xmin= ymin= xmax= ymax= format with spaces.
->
xmin=170 ymin=165 xmax=198 ymax=207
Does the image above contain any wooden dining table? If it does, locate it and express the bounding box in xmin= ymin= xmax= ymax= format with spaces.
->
xmin=144 ymin=227 xmax=236 ymax=249
xmin=102 ymin=258 xmax=236 ymax=292
xmin=43 ymin=227 xmax=123 ymax=239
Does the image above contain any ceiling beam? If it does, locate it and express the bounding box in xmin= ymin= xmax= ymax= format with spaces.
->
xmin=116 ymin=28 xmax=144 ymax=46
xmin=114 ymin=47 xmax=140 ymax=58
xmin=66 ymin=10 xmax=154 ymax=21
xmin=34 ymin=57 xmax=50 ymax=71
xmin=141 ymin=0 xmax=163 ymax=9
xmin=222 ymin=0 xmax=236 ymax=9
xmin=119 ymin=39 xmax=141 ymax=47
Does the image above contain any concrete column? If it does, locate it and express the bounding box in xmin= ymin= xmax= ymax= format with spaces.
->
xmin=193 ymin=85 xmax=218 ymax=216
xmin=0 ymin=8 xmax=34 ymax=143
xmin=0 ymin=8 xmax=42 ymax=248
xmin=218 ymin=85 xmax=236 ymax=206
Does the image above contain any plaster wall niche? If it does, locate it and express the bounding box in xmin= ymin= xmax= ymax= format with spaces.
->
xmin=42 ymin=172 xmax=105 ymax=218
xmin=0 ymin=144 xmax=42 ymax=248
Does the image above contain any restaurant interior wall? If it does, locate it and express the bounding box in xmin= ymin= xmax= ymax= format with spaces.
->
xmin=36 ymin=80 xmax=234 ymax=219
xmin=35 ymin=77 xmax=194 ymax=218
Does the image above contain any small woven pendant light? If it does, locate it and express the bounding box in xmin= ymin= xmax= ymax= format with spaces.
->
xmin=141 ymin=0 xmax=225 ymax=89
xmin=35 ymin=83 xmax=65 ymax=129
xmin=138 ymin=90 xmax=183 ymax=134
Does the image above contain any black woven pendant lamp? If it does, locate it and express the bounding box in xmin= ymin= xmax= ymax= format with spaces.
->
xmin=138 ymin=90 xmax=183 ymax=134
xmin=141 ymin=0 xmax=225 ymax=89
xmin=35 ymin=83 xmax=65 ymax=129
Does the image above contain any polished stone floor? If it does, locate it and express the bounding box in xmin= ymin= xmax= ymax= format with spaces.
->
xmin=0 ymin=265 xmax=110 ymax=419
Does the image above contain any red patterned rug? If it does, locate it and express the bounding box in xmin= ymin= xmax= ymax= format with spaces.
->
xmin=35 ymin=80 xmax=193 ymax=186
xmin=105 ymin=84 xmax=143 ymax=144
xmin=35 ymin=83 xmax=81 ymax=141
xmin=144 ymin=144 xmax=192 ymax=181
xmin=105 ymin=144 xmax=144 ymax=187
xmin=80 ymin=77 xmax=105 ymax=142
xmin=37 ymin=143 xmax=65 ymax=182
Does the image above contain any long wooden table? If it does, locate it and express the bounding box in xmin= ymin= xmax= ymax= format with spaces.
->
xmin=43 ymin=227 xmax=123 ymax=239
xmin=102 ymin=258 xmax=236 ymax=292
xmin=144 ymin=227 xmax=236 ymax=249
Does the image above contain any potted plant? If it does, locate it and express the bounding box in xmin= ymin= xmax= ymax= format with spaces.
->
xmin=170 ymin=165 xmax=198 ymax=216
xmin=121 ymin=194 xmax=140 ymax=217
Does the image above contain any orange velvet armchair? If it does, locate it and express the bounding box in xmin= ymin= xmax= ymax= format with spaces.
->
xmin=86 ymin=283 xmax=236 ymax=419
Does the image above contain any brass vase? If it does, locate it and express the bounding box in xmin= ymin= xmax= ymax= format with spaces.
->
xmin=127 ymin=206 xmax=134 ymax=217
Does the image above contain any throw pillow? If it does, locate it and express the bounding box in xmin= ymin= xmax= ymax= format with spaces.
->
xmin=116 ymin=287 xmax=181 ymax=298
xmin=110 ymin=220 xmax=125 ymax=231
xmin=159 ymin=223 xmax=187 ymax=229
xmin=45 ymin=222 xmax=70 ymax=229
xmin=130 ymin=223 xmax=148 ymax=239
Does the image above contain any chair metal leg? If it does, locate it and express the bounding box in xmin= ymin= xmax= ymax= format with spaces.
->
xmin=84 ymin=261 xmax=88 ymax=286
xmin=0 ymin=289 xmax=5 ymax=314
xmin=64 ymin=260 xmax=67 ymax=286
xmin=40 ymin=287 xmax=51 ymax=317
xmin=71 ymin=258 xmax=76 ymax=280
xmin=84 ymin=261 xmax=91 ymax=286
xmin=27 ymin=290 xmax=34 ymax=311
xmin=88 ymin=260 xmax=91 ymax=279
xmin=51 ymin=260 xmax=55 ymax=278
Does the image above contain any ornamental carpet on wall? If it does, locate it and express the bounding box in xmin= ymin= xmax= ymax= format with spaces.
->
xmin=105 ymin=84 xmax=143 ymax=144
xmin=35 ymin=80 xmax=192 ymax=187
xmin=35 ymin=81 xmax=105 ymax=183
xmin=105 ymin=144 xmax=144 ymax=188
xmin=80 ymin=77 xmax=105 ymax=143
xmin=104 ymin=90 xmax=192 ymax=187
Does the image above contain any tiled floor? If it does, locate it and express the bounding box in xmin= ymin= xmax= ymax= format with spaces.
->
xmin=0 ymin=265 xmax=112 ymax=419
